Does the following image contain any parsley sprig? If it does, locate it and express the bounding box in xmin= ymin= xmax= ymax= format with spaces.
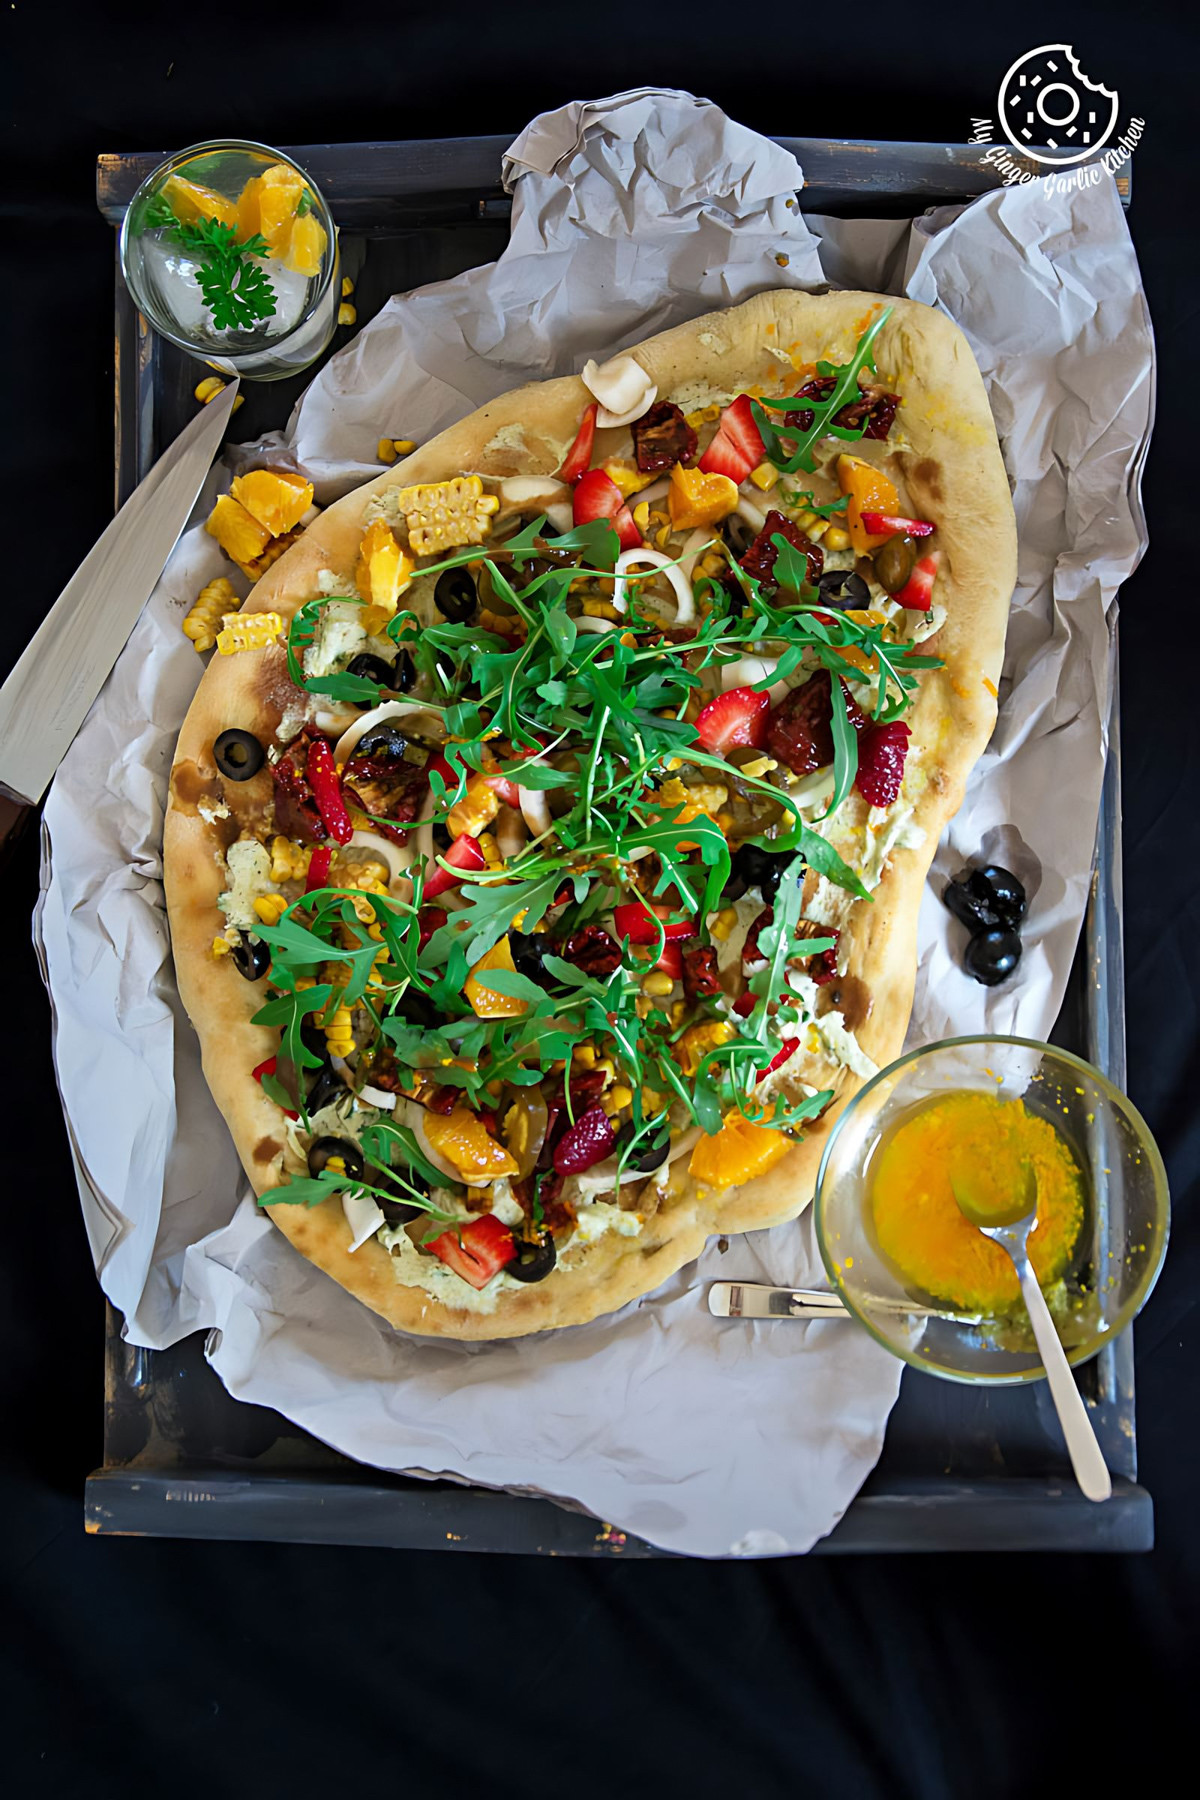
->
xmin=144 ymin=196 xmax=278 ymax=332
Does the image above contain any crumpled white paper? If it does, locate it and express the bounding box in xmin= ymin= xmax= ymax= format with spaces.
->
xmin=36 ymin=91 xmax=1153 ymax=1556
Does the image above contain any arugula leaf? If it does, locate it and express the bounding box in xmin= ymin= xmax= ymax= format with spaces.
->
xmin=750 ymin=307 xmax=893 ymax=475
xmin=827 ymin=673 xmax=860 ymax=816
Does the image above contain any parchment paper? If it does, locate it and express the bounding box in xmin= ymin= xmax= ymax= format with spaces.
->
xmin=35 ymin=90 xmax=1153 ymax=1556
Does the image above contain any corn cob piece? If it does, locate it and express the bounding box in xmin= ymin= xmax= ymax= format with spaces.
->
xmin=395 ymin=475 xmax=498 ymax=556
xmin=216 ymin=611 xmax=285 ymax=656
xmin=182 ymin=577 xmax=238 ymax=653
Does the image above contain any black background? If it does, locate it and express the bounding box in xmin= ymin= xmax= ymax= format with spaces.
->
xmin=2 ymin=6 xmax=1196 ymax=1795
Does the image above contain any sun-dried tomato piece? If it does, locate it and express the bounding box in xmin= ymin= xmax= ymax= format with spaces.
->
xmin=271 ymin=733 xmax=328 ymax=843
xmin=562 ymin=926 xmax=623 ymax=978
xmin=765 ymin=670 xmax=868 ymax=776
xmin=343 ymin=750 xmax=430 ymax=832
xmin=834 ymin=382 xmax=900 ymax=441
xmin=742 ymin=907 xmax=774 ymax=975
xmin=422 ymin=1084 xmax=461 ymax=1115
xmin=739 ymin=509 xmax=824 ymax=590
xmin=682 ymin=942 xmax=722 ymax=1000
xmin=631 ymin=400 xmax=698 ymax=473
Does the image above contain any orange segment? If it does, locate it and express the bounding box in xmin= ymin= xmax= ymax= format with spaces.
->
xmin=255 ymin=162 xmax=307 ymax=258
xmin=688 ymin=1109 xmax=792 ymax=1187
xmin=465 ymin=936 xmax=528 ymax=1020
xmin=230 ymin=469 xmax=314 ymax=536
xmin=836 ymin=453 xmax=899 ymax=554
xmin=423 ymin=1106 xmax=520 ymax=1181
xmin=205 ymin=494 xmax=272 ymax=565
xmin=668 ymin=463 xmax=739 ymax=531
xmin=283 ymin=210 xmax=327 ymax=277
xmin=162 ymin=174 xmax=238 ymax=231
xmin=236 ymin=175 xmax=262 ymax=242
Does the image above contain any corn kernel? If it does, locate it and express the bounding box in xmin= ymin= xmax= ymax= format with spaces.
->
xmin=195 ymin=376 xmax=226 ymax=404
xmin=676 ymin=1019 xmax=736 ymax=1076
xmin=655 ymin=524 xmax=673 ymax=550
xmin=572 ymin=1045 xmax=597 ymax=1066
xmin=325 ymin=1153 xmax=347 ymax=1174
xmin=338 ymin=302 xmax=357 ymax=326
xmin=793 ymin=509 xmax=817 ymax=530
xmin=824 ymin=526 xmax=851 ymax=552
xmin=595 ymin=1058 xmax=616 ymax=1081
xmin=632 ymin=500 xmax=651 ymax=531
xmin=377 ymin=437 xmax=399 ymax=464
xmin=715 ymin=810 xmax=736 ymax=833
xmin=393 ymin=439 xmax=417 ymax=454
xmin=806 ymin=520 xmax=830 ymax=543
xmin=737 ymin=755 xmax=778 ymax=781
xmin=635 ymin=996 xmax=652 ymax=1019
xmin=669 ymin=1000 xmax=689 ymax=1028
xmin=210 ymin=935 xmax=231 ymax=958
xmin=642 ymin=971 xmax=676 ymax=997
xmin=341 ymin=275 xmax=355 ymax=298
xmin=253 ymin=894 xmax=288 ymax=926
xmin=270 ymin=835 xmax=316 ymax=883
xmin=710 ymin=906 xmax=739 ymax=941
xmin=477 ymin=831 xmax=502 ymax=870
xmin=749 ymin=461 xmax=779 ymax=492
xmin=609 ymin=1085 xmax=633 ymax=1110
xmin=582 ymin=598 xmax=619 ymax=620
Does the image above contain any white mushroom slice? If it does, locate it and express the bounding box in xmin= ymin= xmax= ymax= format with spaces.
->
xmin=344 ymin=828 xmax=413 ymax=887
xmin=334 ymin=701 xmax=447 ymax=767
xmin=544 ymin=501 xmax=574 ymax=533
xmin=343 ymin=1189 xmax=387 ymax=1252
xmin=720 ymin=655 xmax=790 ymax=708
xmin=518 ymin=786 xmax=553 ymax=837
xmin=581 ymin=354 xmax=658 ymax=428
xmin=735 ymin=496 xmax=768 ymax=534
xmin=496 ymin=805 xmax=529 ymax=861
xmin=678 ymin=527 xmax=716 ymax=584
xmin=497 ymin=475 xmax=571 ymax=508
xmin=357 ymin=1084 xmax=398 ymax=1111
xmin=613 ymin=547 xmax=696 ymax=624
xmin=574 ymin=615 xmax=620 ymax=635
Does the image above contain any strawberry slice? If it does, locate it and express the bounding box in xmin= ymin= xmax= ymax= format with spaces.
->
xmin=859 ymin=510 xmax=934 ymax=538
xmin=733 ymin=991 xmax=757 ymax=1018
xmin=655 ymin=940 xmax=684 ymax=981
xmin=573 ymin=468 xmax=642 ymax=550
xmin=613 ymin=900 xmax=696 ymax=945
xmin=553 ymin=1104 xmax=617 ymax=1176
xmin=856 ymin=722 xmax=911 ymax=808
xmin=556 ymin=402 xmax=598 ymax=485
xmin=698 ymin=395 xmax=766 ymax=485
xmin=424 ymin=832 xmax=487 ymax=899
xmin=426 ymin=1213 xmax=517 ymax=1290
xmin=694 ymin=685 xmax=770 ymax=755
xmin=894 ymin=550 xmax=941 ymax=611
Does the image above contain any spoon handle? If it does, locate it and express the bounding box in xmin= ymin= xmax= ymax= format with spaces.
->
xmin=1013 ymin=1254 xmax=1112 ymax=1503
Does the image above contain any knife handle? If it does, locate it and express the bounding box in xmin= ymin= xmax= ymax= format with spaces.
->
xmin=0 ymin=791 xmax=34 ymax=865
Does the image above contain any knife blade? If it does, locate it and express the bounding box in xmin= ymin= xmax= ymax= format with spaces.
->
xmin=0 ymin=377 xmax=240 ymax=832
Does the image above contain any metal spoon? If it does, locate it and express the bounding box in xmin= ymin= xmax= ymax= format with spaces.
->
xmin=952 ymin=1164 xmax=1111 ymax=1503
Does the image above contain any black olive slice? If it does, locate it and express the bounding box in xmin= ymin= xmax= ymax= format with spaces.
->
xmin=612 ymin=1121 xmax=671 ymax=1173
xmin=354 ymin=725 xmax=409 ymax=761
xmin=508 ymin=1230 xmax=557 ymax=1283
xmin=816 ymin=569 xmax=870 ymax=609
xmin=307 ymin=1136 xmax=366 ymax=1180
xmin=214 ymin=728 xmax=264 ymax=781
xmin=434 ymin=567 xmax=477 ymax=624
xmin=724 ymin=842 xmax=795 ymax=904
xmin=229 ymin=930 xmax=270 ymax=981
xmin=306 ymin=1062 xmax=346 ymax=1115
xmin=721 ymin=514 xmax=758 ymax=559
xmin=347 ymin=653 xmax=399 ymax=688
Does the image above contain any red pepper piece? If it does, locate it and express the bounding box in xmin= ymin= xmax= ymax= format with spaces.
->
xmin=682 ymin=942 xmax=722 ymax=1000
xmin=305 ymin=845 xmax=333 ymax=893
xmin=252 ymin=1056 xmax=298 ymax=1120
xmin=553 ymin=1104 xmax=617 ymax=1176
xmin=426 ymin=1213 xmax=517 ymax=1290
xmin=859 ymin=510 xmax=935 ymax=539
xmin=572 ymin=468 xmax=642 ymax=551
xmin=556 ymin=402 xmax=598 ymax=485
xmin=756 ymin=1038 xmax=800 ymax=1082
xmin=894 ymin=550 xmax=940 ymax=611
xmin=417 ymin=905 xmax=447 ymax=949
xmin=613 ymin=900 xmax=696 ymax=945
xmin=733 ymin=992 xmax=757 ymax=1018
xmin=305 ymin=738 xmax=353 ymax=845
xmin=655 ymin=940 xmax=684 ymax=981
xmin=424 ymin=832 xmax=487 ymax=900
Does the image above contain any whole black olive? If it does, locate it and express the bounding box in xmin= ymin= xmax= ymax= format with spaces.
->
xmin=943 ymin=878 xmax=999 ymax=935
xmin=612 ymin=1120 xmax=671 ymax=1173
xmin=376 ymin=1165 xmax=429 ymax=1223
xmin=355 ymin=725 xmax=409 ymax=761
xmin=509 ymin=930 xmax=557 ymax=989
xmin=973 ymin=865 xmax=1028 ymax=930
xmin=347 ymin=653 xmax=400 ymax=689
xmin=229 ymin=930 xmax=270 ymax=981
xmin=214 ymin=728 xmax=264 ymax=782
xmin=963 ymin=929 xmax=1022 ymax=987
xmin=434 ymin=567 xmax=477 ymax=624
xmin=306 ymin=1062 xmax=346 ymax=1114
xmin=872 ymin=533 xmax=917 ymax=595
xmin=721 ymin=514 xmax=758 ymax=559
xmin=508 ymin=1230 xmax=557 ymax=1283
xmin=816 ymin=569 xmax=870 ymax=609
xmin=391 ymin=986 xmax=440 ymax=1029
xmin=307 ymin=1136 xmax=366 ymax=1180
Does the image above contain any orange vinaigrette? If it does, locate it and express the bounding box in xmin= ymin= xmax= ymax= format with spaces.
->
xmin=868 ymin=1090 xmax=1086 ymax=1313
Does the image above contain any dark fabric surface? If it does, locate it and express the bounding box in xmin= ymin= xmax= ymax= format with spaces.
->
xmin=1 ymin=5 xmax=1195 ymax=1793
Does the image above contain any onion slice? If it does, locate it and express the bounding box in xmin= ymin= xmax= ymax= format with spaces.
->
xmin=334 ymin=701 xmax=447 ymax=767
xmin=518 ymin=785 xmax=553 ymax=837
xmin=343 ymin=1189 xmax=386 ymax=1252
xmin=612 ymin=547 xmax=696 ymax=625
xmin=405 ymin=1101 xmax=493 ymax=1189
xmin=735 ymin=496 xmax=767 ymax=534
xmin=497 ymin=475 xmax=570 ymax=508
xmin=344 ymin=828 xmax=413 ymax=887
xmin=581 ymin=354 xmax=657 ymax=428
xmin=574 ymin=615 xmax=620 ymax=635
xmin=357 ymin=1083 xmax=399 ymax=1111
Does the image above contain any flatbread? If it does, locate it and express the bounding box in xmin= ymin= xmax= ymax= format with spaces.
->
xmin=164 ymin=288 xmax=1016 ymax=1339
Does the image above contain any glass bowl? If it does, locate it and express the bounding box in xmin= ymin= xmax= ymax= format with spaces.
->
xmin=814 ymin=1036 xmax=1169 ymax=1385
xmin=119 ymin=139 xmax=340 ymax=380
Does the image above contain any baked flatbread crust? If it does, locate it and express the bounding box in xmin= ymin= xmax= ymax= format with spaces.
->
xmin=164 ymin=288 xmax=1015 ymax=1338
